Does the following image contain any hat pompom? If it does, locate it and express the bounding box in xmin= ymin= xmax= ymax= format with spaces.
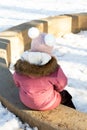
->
xmin=28 ymin=27 xmax=40 ymax=39
xmin=44 ymin=34 xmax=56 ymax=46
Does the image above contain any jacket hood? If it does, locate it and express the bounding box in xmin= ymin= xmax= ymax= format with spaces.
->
xmin=14 ymin=57 xmax=59 ymax=77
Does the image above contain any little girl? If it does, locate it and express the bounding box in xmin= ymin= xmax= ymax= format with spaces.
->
xmin=13 ymin=27 xmax=75 ymax=110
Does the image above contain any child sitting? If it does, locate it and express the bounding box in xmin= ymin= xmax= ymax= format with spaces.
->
xmin=13 ymin=27 xmax=75 ymax=110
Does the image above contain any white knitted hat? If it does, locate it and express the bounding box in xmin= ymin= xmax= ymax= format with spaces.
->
xmin=21 ymin=51 xmax=51 ymax=66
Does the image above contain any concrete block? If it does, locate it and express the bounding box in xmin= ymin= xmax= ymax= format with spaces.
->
xmin=0 ymin=20 xmax=47 ymax=64
xmin=0 ymin=63 xmax=87 ymax=130
xmin=29 ymin=20 xmax=48 ymax=33
xmin=65 ymin=14 xmax=80 ymax=33
xmin=72 ymin=13 xmax=87 ymax=30
xmin=0 ymin=38 xmax=10 ymax=66
xmin=42 ymin=15 xmax=72 ymax=37
xmin=0 ymin=31 xmax=25 ymax=64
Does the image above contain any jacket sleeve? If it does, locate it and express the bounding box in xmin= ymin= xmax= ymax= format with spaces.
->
xmin=13 ymin=72 xmax=20 ymax=87
xmin=50 ymin=66 xmax=67 ymax=92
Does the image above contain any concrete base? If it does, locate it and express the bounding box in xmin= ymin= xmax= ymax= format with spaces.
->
xmin=0 ymin=39 xmax=10 ymax=66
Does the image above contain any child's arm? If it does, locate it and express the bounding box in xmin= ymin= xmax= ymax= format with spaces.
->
xmin=50 ymin=66 xmax=67 ymax=92
xmin=55 ymin=66 xmax=67 ymax=91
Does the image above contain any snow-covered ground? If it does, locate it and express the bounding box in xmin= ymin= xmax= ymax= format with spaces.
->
xmin=0 ymin=0 xmax=87 ymax=32
xmin=0 ymin=0 xmax=87 ymax=129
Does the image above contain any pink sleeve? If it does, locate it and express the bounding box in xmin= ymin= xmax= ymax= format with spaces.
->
xmin=56 ymin=67 xmax=67 ymax=91
xmin=50 ymin=66 xmax=67 ymax=92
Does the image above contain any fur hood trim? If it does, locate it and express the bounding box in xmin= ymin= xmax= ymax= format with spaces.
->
xmin=14 ymin=57 xmax=59 ymax=77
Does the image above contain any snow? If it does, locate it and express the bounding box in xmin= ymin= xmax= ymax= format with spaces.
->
xmin=0 ymin=0 xmax=87 ymax=129
xmin=0 ymin=102 xmax=38 ymax=130
xmin=1 ymin=0 xmax=87 ymax=32
xmin=55 ymin=31 xmax=87 ymax=112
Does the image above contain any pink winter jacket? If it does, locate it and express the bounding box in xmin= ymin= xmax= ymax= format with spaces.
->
xmin=13 ymin=57 xmax=67 ymax=110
